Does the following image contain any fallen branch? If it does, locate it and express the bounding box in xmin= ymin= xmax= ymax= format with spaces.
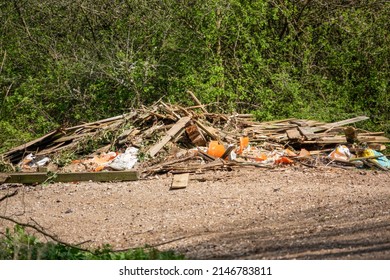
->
xmin=0 ymin=215 xmax=92 ymax=253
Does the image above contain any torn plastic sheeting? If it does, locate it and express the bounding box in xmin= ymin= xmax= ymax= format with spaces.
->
xmin=328 ymin=145 xmax=351 ymax=161
xmin=18 ymin=153 xmax=51 ymax=169
xmin=361 ymin=148 xmax=390 ymax=168
xmin=88 ymin=152 xmax=117 ymax=172
xmin=108 ymin=147 xmax=139 ymax=171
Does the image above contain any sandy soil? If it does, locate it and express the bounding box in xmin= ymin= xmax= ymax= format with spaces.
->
xmin=1 ymin=166 xmax=390 ymax=259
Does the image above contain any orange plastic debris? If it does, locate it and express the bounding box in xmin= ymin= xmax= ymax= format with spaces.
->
xmin=255 ymin=153 xmax=268 ymax=161
xmin=237 ymin=136 xmax=249 ymax=154
xmin=94 ymin=165 xmax=105 ymax=172
xmin=207 ymin=141 xmax=226 ymax=158
xmin=275 ymin=156 xmax=294 ymax=164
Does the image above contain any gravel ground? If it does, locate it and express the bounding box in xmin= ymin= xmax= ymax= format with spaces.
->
xmin=1 ymin=166 xmax=390 ymax=259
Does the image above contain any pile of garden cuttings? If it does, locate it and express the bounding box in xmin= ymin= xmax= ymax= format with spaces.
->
xmin=1 ymin=101 xmax=390 ymax=184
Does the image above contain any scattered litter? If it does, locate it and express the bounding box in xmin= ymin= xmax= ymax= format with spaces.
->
xmin=360 ymin=148 xmax=390 ymax=169
xmin=328 ymin=145 xmax=352 ymax=161
xmin=108 ymin=147 xmax=139 ymax=171
xmin=1 ymin=100 xmax=389 ymax=182
xmin=18 ymin=154 xmax=51 ymax=171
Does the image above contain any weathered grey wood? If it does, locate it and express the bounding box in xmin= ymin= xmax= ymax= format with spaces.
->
xmin=2 ymin=129 xmax=63 ymax=159
xmin=311 ymin=116 xmax=369 ymax=132
xmin=286 ymin=128 xmax=301 ymax=140
xmin=297 ymin=126 xmax=318 ymax=140
xmin=1 ymin=171 xmax=138 ymax=184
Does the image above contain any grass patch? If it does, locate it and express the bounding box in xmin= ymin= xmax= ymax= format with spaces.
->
xmin=0 ymin=225 xmax=185 ymax=260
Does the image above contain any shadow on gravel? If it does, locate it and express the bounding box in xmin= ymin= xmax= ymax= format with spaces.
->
xmin=176 ymin=208 xmax=390 ymax=260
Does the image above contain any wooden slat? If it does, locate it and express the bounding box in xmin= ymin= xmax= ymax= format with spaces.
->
xmin=170 ymin=173 xmax=189 ymax=189
xmin=286 ymin=128 xmax=301 ymax=140
xmin=1 ymin=171 xmax=138 ymax=184
xmin=2 ymin=130 xmax=63 ymax=157
xmin=311 ymin=116 xmax=369 ymax=132
xmin=148 ymin=116 xmax=191 ymax=157
xmin=297 ymin=126 xmax=318 ymax=140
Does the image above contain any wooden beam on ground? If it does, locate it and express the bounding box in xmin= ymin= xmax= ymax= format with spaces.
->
xmin=0 ymin=174 xmax=10 ymax=184
xmin=1 ymin=171 xmax=139 ymax=184
xmin=170 ymin=173 xmax=189 ymax=190
xmin=148 ymin=116 xmax=191 ymax=157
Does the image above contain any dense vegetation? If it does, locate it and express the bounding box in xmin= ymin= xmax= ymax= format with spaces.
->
xmin=1 ymin=0 xmax=389 ymax=152
xmin=0 ymin=225 xmax=184 ymax=260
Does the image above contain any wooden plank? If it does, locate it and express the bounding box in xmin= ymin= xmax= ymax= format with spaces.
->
xmin=53 ymin=132 xmax=94 ymax=143
xmin=185 ymin=124 xmax=207 ymax=146
xmin=194 ymin=120 xmax=220 ymax=141
xmin=357 ymin=136 xmax=390 ymax=143
xmin=286 ymin=128 xmax=301 ymax=140
xmin=297 ymin=126 xmax=318 ymax=140
xmin=0 ymin=174 xmax=10 ymax=184
xmin=368 ymin=144 xmax=387 ymax=151
xmin=304 ymin=135 xmax=390 ymax=144
xmin=64 ymin=112 xmax=136 ymax=131
xmin=170 ymin=173 xmax=189 ymax=190
xmin=311 ymin=116 xmax=369 ymax=132
xmin=148 ymin=116 xmax=191 ymax=157
xmin=1 ymin=171 xmax=139 ymax=184
xmin=2 ymin=129 xmax=63 ymax=158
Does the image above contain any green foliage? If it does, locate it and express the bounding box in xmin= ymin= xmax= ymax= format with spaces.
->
xmin=0 ymin=225 xmax=184 ymax=260
xmin=0 ymin=0 xmax=389 ymax=154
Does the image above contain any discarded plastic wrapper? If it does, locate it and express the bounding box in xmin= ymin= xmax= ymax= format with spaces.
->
xmin=328 ymin=145 xmax=351 ymax=161
xmin=108 ymin=147 xmax=139 ymax=171
xmin=90 ymin=152 xmax=117 ymax=171
xmin=18 ymin=153 xmax=51 ymax=169
xmin=361 ymin=149 xmax=390 ymax=168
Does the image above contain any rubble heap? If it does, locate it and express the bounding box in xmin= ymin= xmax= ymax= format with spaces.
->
xmin=1 ymin=101 xmax=389 ymax=184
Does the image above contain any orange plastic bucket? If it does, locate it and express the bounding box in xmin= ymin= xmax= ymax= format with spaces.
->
xmin=207 ymin=141 xmax=226 ymax=158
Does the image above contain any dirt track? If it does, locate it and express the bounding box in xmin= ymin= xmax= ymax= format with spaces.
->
xmin=1 ymin=166 xmax=390 ymax=259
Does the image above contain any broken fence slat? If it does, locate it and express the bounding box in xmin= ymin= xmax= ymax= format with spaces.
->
xmin=1 ymin=171 xmax=139 ymax=184
xmin=148 ymin=116 xmax=191 ymax=157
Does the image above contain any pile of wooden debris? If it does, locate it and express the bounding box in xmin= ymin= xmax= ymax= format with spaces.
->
xmin=1 ymin=100 xmax=389 ymax=184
